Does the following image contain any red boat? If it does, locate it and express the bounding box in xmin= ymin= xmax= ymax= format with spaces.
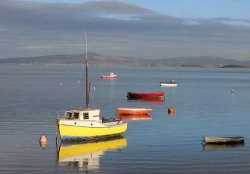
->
xmin=117 ymin=108 xmax=152 ymax=115
xmin=101 ymin=72 xmax=117 ymax=79
xmin=127 ymin=91 xmax=165 ymax=100
xmin=117 ymin=114 xmax=152 ymax=121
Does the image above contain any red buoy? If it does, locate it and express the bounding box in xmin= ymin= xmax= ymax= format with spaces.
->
xmin=168 ymin=107 xmax=174 ymax=116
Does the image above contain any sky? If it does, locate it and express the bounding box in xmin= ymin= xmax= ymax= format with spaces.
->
xmin=1 ymin=0 xmax=250 ymax=60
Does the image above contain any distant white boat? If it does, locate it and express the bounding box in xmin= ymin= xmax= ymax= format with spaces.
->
xmin=160 ymin=80 xmax=178 ymax=87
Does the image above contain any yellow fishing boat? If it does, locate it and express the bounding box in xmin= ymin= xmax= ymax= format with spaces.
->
xmin=57 ymin=32 xmax=127 ymax=140
xmin=58 ymin=108 xmax=127 ymax=139
xmin=57 ymin=137 xmax=127 ymax=171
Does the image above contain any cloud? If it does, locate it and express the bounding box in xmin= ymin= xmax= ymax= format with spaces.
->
xmin=1 ymin=0 xmax=250 ymax=60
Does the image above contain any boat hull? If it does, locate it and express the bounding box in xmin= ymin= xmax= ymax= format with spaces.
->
xmin=127 ymin=92 xmax=165 ymax=100
xmin=117 ymin=108 xmax=152 ymax=115
xmin=160 ymin=82 xmax=178 ymax=87
xmin=101 ymin=75 xmax=117 ymax=79
xmin=58 ymin=122 xmax=127 ymax=140
xmin=204 ymin=136 xmax=245 ymax=144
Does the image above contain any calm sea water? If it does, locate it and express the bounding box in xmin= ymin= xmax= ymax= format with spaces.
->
xmin=1 ymin=64 xmax=250 ymax=173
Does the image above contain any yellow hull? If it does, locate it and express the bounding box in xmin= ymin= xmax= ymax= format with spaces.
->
xmin=58 ymin=137 xmax=127 ymax=160
xmin=59 ymin=123 xmax=127 ymax=139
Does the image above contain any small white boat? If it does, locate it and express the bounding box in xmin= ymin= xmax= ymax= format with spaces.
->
xmin=160 ymin=80 xmax=178 ymax=87
xmin=203 ymin=136 xmax=245 ymax=144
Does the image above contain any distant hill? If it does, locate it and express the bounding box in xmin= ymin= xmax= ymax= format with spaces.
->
xmin=145 ymin=56 xmax=250 ymax=68
xmin=0 ymin=53 xmax=139 ymax=66
xmin=1 ymin=53 xmax=250 ymax=68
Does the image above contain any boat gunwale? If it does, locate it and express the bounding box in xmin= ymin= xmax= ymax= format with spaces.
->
xmin=59 ymin=120 xmax=127 ymax=128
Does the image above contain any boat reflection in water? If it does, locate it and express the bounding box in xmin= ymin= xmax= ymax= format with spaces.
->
xmin=127 ymin=98 xmax=164 ymax=105
xmin=117 ymin=114 xmax=152 ymax=121
xmin=202 ymin=143 xmax=245 ymax=151
xmin=57 ymin=136 xmax=127 ymax=173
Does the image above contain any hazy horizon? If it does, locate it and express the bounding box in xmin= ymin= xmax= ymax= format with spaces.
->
xmin=1 ymin=0 xmax=250 ymax=60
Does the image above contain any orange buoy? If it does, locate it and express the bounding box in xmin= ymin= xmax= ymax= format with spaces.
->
xmin=39 ymin=134 xmax=47 ymax=149
xmin=40 ymin=134 xmax=47 ymax=142
xmin=168 ymin=107 xmax=174 ymax=115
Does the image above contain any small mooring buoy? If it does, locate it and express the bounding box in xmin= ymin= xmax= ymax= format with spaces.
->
xmin=168 ymin=107 xmax=175 ymax=116
xmin=39 ymin=133 xmax=47 ymax=149
xmin=231 ymin=89 xmax=234 ymax=94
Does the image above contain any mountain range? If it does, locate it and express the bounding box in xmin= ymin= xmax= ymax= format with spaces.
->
xmin=1 ymin=53 xmax=250 ymax=68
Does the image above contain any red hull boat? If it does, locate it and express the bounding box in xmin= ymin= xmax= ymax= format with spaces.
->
xmin=101 ymin=72 xmax=117 ymax=79
xmin=117 ymin=108 xmax=152 ymax=115
xmin=127 ymin=91 xmax=165 ymax=100
xmin=117 ymin=114 xmax=152 ymax=121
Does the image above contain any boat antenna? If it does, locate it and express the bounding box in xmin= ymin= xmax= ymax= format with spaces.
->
xmin=85 ymin=31 xmax=90 ymax=108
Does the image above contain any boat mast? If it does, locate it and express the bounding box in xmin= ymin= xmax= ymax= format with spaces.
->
xmin=85 ymin=32 xmax=90 ymax=108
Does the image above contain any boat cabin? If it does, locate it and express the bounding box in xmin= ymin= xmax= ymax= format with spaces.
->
xmin=64 ymin=109 xmax=101 ymax=122
xmin=169 ymin=80 xmax=177 ymax=84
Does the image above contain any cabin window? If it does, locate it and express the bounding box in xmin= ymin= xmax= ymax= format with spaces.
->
xmin=73 ymin=112 xmax=79 ymax=119
xmin=83 ymin=113 xmax=89 ymax=119
xmin=66 ymin=112 xmax=73 ymax=119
